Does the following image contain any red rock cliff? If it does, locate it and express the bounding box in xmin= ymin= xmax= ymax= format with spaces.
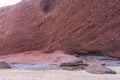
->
xmin=0 ymin=0 xmax=120 ymax=58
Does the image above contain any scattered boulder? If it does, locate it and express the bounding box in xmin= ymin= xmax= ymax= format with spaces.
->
xmin=85 ymin=64 xmax=116 ymax=74
xmin=59 ymin=59 xmax=116 ymax=74
xmin=83 ymin=60 xmax=116 ymax=74
xmin=60 ymin=60 xmax=87 ymax=70
xmin=0 ymin=61 xmax=11 ymax=69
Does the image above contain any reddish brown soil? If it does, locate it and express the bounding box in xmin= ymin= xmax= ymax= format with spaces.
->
xmin=0 ymin=50 xmax=78 ymax=65
xmin=0 ymin=0 xmax=120 ymax=58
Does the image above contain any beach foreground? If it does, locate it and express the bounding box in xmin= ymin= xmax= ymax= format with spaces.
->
xmin=0 ymin=67 xmax=120 ymax=80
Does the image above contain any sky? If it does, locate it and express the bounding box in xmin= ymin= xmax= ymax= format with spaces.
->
xmin=0 ymin=0 xmax=22 ymax=7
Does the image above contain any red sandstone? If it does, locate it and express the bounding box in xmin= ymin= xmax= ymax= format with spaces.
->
xmin=0 ymin=0 xmax=120 ymax=58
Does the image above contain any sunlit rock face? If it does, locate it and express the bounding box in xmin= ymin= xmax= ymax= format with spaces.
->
xmin=0 ymin=0 xmax=120 ymax=58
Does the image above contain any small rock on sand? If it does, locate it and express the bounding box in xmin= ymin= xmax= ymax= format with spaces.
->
xmin=0 ymin=61 xmax=11 ymax=69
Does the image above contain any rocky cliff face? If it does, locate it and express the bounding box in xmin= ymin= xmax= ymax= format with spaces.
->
xmin=0 ymin=0 xmax=120 ymax=58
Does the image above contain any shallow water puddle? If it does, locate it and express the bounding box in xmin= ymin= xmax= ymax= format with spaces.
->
xmin=10 ymin=64 xmax=61 ymax=70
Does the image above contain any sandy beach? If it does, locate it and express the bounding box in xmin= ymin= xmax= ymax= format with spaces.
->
xmin=0 ymin=67 xmax=120 ymax=80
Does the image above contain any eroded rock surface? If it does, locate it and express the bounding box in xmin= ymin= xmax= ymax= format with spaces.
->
xmin=0 ymin=0 xmax=120 ymax=58
xmin=60 ymin=60 xmax=116 ymax=74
